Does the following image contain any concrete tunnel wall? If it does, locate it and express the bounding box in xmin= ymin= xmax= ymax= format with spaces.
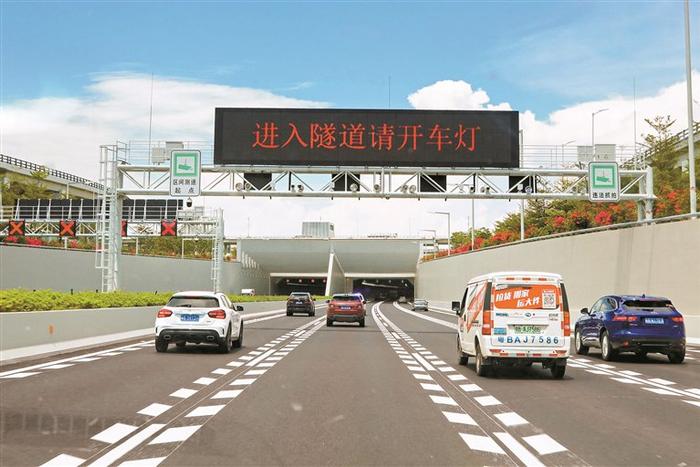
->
xmin=415 ymin=218 xmax=700 ymax=338
xmin=0 ymin=244 xmax=270 ymax=295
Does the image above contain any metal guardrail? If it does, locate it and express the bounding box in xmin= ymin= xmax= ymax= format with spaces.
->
xmin=0 ymin=154 xmax=103 ymax=191
xmin=423 ymin=213 xmax=700 ymax=262
xmin=625 ymin=121 xmax=700 ymax=168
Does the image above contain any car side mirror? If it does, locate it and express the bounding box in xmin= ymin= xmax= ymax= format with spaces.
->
xmin=580 ymin=307 xmax=589 ymax=315
xmin=452 ymin=301 xmax=461 ymax=315
xmin=236 ymin=305 xmax=244 ymax=312
xmin=326 ymin=299 xmax=330 ymax=303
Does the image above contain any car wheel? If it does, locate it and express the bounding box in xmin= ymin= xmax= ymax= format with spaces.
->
xmin=457 ymin=338 xmax=468 ymax=366
xmin=575 ymin=329 xmax=589 ymax=355
xmin=219 ymin=325 xmax=233 ymax=354
xmin=232 ymin=322 xmax=243 ymax=349
xmin=287 ymin=311 xmax=292 ymax=317
xmin=359 ymin=318 xmax=365 ymax=328
xmin=155 ymin=338 xmax=168 ymax=353
xmin=326 ymin=318 xmax=333 ymax=327
xmin=475 ymin=343 xmax=490 ymax=377
xmin=600 ymin=331 xmax=617 ymax=361
xmin=551 ymin=363 xmax=566 ymax=379
xmin=668 ymin=350 xmax=685 ymax=364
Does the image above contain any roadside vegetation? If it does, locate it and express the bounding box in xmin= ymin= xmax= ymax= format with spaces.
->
xmin=0 ymin=289 xmax=331 ymax=312
xmin=424 ymin=116 xmax=700 ymax=260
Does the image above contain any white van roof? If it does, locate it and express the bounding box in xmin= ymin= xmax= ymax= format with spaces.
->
xmin=467 ymin=271 xmax=562 ymax=284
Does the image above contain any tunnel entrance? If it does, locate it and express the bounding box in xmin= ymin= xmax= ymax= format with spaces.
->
xmin=273 ymin=277 xmax=327 ymax=296
xmin=351 ymin=278 xmax=414 ymax=302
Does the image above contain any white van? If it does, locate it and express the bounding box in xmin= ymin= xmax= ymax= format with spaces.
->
xmin=241 ymin=289 xmax=256 ymax=296
xmin=452 ymin=271 xmax=570 ymax=379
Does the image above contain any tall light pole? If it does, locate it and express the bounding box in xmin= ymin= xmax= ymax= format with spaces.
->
xmin=420 ymin=229 xmax=437 ymax=259
xmin=431 ymin=211 xmax=451 ymax=256
xmin=684 ymin=0 xmax=697 ymax=214
xmin=592 ymin=108 xmax=609 ymax=160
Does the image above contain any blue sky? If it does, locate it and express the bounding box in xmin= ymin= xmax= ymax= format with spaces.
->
xmin=1 ymin=1 xmax=694 ymax=116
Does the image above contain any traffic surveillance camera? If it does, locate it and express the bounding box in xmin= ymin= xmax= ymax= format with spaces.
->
xmin=186 ymin=197 xmax=193 ymax=208
xmin=373 ymin=184 xmax=381 ymax=193
xmin=408 ymin=185 xmax=417 ymax=194
xmin=235 ymin=182 xmax=244 ymax=191
xmin=350 ymin=183 xmax=359 ymax=192
xmin=525 ymin=185 xmax=533 ymax=194
xmin=517 ymin=183 xmax=524 ymax=192
xmin=297 ymin=184 xmax=304 ymax=193
xmin=469 ymin=186 xmax=476 ymax=194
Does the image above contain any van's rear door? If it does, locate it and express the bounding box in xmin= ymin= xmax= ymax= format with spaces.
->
xmin=491 ymin=279 xmax=565 ymax=347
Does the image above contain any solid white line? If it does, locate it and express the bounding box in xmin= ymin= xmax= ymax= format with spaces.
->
xmin=87 ymin=423 xmax=166 ymax=467
xmin=684 ymin=400 xmax=700 ymax=408
xmin=494 ymin=432 xmax=545 ymax=467
xmin=648 ymin=378 xmax=675 ymax=386
xmin=0 ymin=371 xmax=40 ymax=379
xmin=393 ymin=302 xmax=457 ymax=330
xmin=412 ymin=353 xmax=436 ymax=371
xmin=610 ymin=377 xmax=642 ymax=384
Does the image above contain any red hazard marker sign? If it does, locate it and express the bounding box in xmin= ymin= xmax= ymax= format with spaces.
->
xmin=59 ymin=220 xmax=77 ymax=237
xmin=161 ymin=220 xmax=177 ymax=236
xmin=8 ymin=220 xmax=25 ymax=236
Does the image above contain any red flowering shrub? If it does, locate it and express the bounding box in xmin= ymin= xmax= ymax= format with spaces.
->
xmin=594 ymin=210 xmax=613 ymax=226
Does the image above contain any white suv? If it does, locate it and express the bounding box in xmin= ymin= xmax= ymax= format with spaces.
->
xmin=155 ymin=291 xmax=244 ymax=353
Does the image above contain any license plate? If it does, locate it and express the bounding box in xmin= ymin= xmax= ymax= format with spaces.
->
xmin=295 ymin=301 xmax=302 ymax=304
xmin=340 ymin=306 xmax=351 ymax=310
xmin=513 ymin=325 xmax=542 ymax=334
xmin=181 ymin=314 xmax=199 ymax=322
xmin=644 ymin=317 xmax=664 ymax=325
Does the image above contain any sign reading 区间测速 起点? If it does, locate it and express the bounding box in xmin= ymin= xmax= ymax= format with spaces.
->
xmin=214 ymin=108 xmax=520 ymax=168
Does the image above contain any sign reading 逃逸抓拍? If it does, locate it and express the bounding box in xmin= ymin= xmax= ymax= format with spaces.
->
xmin=588 ymin=161 xmax=620 ymax=202
xmin=214 ymin=108 xmax=519 ymax=168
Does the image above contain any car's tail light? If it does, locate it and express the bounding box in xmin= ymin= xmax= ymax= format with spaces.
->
xmin=627 ymin=316 xmax=638 ymax=322
xmin=613 ymin=315 xmax=638 ymax=322
xmin=208 ymin=309 xmax=226 ymax=319
xmin=157 ymin=309 xmax=172 ymax=318
xmin=482 ymin=309 xmax=492 ymax=335
xmin=562 ymin=311 xmax=571 ymax=337
xmin=672 ymin=316 xmax=684 ymax=323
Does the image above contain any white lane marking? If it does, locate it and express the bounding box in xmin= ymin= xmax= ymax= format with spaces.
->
xmin=211 ymin=368 xmax=231 ymax=375
xmin=448 ymin=374 xmax=468 ymax=382
xmin=92 ymin=423 xmax=139 ymax=444
xmin=88 ymin=424 xmax=166 ymax=467
xmin=246 ymin=350 xmax=278 ymax=368
xmin=566 ymin=363 xmax=585 ymax=368
xmin=238 ymin=356 xmax=254 ymax=361
xmin=574 ymin=358 xmax=592 ymax=362
xmin=642 ymin=387 xmax=679 ymax=396
xmin=433 ymin=360 xmax=447 ymax=366
xmin=619 ymin=370 xmax=643 ymax=376
xmin=169 ymin=388 xmax=197 ymax=399
xmin=0 ymin=372 xmax=40 ymax=379
xmin=459 ymin=384 xmax=482 ymax=393
xmin=96 ymin=352 xmax=123 ymax=357
xmin=610 ymin=377 xmax=642 ymax=384
xmin=522 ymin=434 xmax=568 ymax=455
xmin=211 ymin=389 xmax=243 ymax=400
xmin=266 ymin=356 xmax=283 ymax=361
xmin=475 ymin=395 xmax=502 ymax=407
xmin=412 ymin=353 xmax=436 ymax=371
xmin=137 ymin=403 xmax=171 ymax=417
xmin=443 ymin=411 xmax=477 ymax=426
xmin=420 ymin=383 xmax=445 ymax=392
xmin=413 ymin=373 xmax=433 ymax=381
xmin=118 ymin=457 xmax=166 ymax=466
xmin=244 ymin=313 xmax=287 ymax=324
xmin=73 ymin=357 xmax=102 ymax=362
xmin=494 ymin=412 xmax=529 ymax=427
xmin=688 ymin=388 xmax=700 ymax=395
xmin=257 ymin=362 xmax=276 ymax=368
xmin=437 ymin=366 xmax=455 ymax=373
xmin=393 ymin=302 xmax=457 ymax=330
xmin=193 ymin=377 xmax=216 ymax=386
xmin=248 ymin=351 xmax=262 ymax=356
xmin=40 ymin=453 xmax=85 ymax=467
xmin=595 ymin=364 xmax=615 ymax=369
xmin=43 ymin=363 xmax=75 ymax=370
xmin=648 ymin=378 xmax=675 ymax=386
xmin=186 ymin=404 xmax=225 ymax=417
xmin=230 ymin=378 xmax=256 ymax=386
xmin=494 ymin=432 xmax=546 ymax=467
xmin=683 ymin=400 xmax=700 ymax=408
xmin=245 ymin=369 xmax=267 ymax=376
xmin=686 ymin=356 xmax=696 ymax=360
xmin=406 ymin=365 xmax=423 ymax=372
xmin=391 ymin=332 xmax=402 ymax=340
xmin=226 ymin=361 xmax=244 ymax=367
xmin=459 ymin=433 xmax=505 ymax=454
xmin=586 ymin=369 xmax=609 ymax=375
xmin=429 ymin=395 xmax=459 ymax=406
xmin=148 ymin=425 xmax=200 ymax=445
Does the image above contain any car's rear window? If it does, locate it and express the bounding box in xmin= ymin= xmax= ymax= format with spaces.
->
xmin=623 ymin=300 xmax=675 ymax=310
xmin=290 ymin=293 xmax=309 ymax=297
xmin=333 ymin=295 xmax=360 ymax=301
xmin=167 ymin=297 xmax=220 ymax=308
xmin=492 ymin=283 xmax=560 ymax=310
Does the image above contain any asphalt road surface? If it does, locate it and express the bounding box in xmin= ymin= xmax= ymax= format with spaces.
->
xmin=1 ymin=301 xmax=699 ymax=466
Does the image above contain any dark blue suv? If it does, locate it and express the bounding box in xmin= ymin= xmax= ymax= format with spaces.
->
xmin=575 ymin=295 xmax=685 ymax=363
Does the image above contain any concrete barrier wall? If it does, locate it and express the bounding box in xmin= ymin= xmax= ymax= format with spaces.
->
xmin=416 ymin=218 xmax=700 ymax=338
xmin=0 ymin=245 xmax=268 ymax=294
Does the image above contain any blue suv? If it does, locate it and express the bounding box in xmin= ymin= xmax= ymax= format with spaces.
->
xmin=575 ymin=295 xmax=685 ymax=363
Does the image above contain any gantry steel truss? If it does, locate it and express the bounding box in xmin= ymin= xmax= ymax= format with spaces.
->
xmin=95 ymin=142 xmax=655 ymax=292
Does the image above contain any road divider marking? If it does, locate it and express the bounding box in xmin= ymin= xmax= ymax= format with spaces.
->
xmin=0 ymin=371 xmax=40 ymax=379
xmin=91 ymin=423 xmax=139 ymax=444
xmin=211 ymin=389 xmax=243 ymax=400
xmin=522 ymin=434 xmax=568 ymax=455
xmin=610 ymin=377 xmax=642 ymax=384
xmin=137 ymin=403 xmax=171 ymax=417
xmin=412 ymin=353 xmax=436 ymax=371
xmin=119 ymin=456 xmax=166 ymax=466
xmin=88 ymin=424 xmax=166 ymax=467
xmin=39 ymin=453 xmax=85 ymax=467
xmin=148 ymin=425 xmax=199 ymax=445
xmin=648 ymin=378 xmax=675 ymax=386
xmin=642 ymin=387 xmax=679 ymax=396
xmin=684 ymin=400 xmax=700 ymax=408
xmin=443 ymin=411 xmax=478 ymax=426
xmin=475 ymin=395 xmax=502 ymax=407
xmin=169 ymin=388 xmax=197 ymax=399
xmin=230 ymin=378 xmax=256 ymax=386
xmin=420 ymin=383 xmax=445 ymax=392
xmin=211 ymin=368 xmax=231 ymax=375
xmin=429 ymin=395 xmax=459 ymax=406
xmin=494 ymin=412 xmax=529 ymax=427
xmin=459 ymin=384 xmax=482 ymax=393
xmin=185 ymin=404 xmax=225 ymax=417
xmin=192 ymin=377 xmax=216 ymax=386
xmin=459 ymin=433 xmax=505 ymax=454
xmin=494 ymin=432 xmax=546 ymax=467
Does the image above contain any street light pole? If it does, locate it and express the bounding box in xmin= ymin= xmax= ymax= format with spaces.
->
xmin=684 ymin=0 xmax=697 ymax=214
xmin=561 ymin=140 xmax=575 ymax=168
xmin=420 ymin=229 xmax=437 ymax=259
xmin=592 ymin=108 xmax=609 ymax=160
xmin=431 ymin=211 xmax=451 ymax=256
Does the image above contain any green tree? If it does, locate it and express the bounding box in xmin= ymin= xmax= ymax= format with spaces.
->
xmin=1 ymin=170 xmax=52 ymax=206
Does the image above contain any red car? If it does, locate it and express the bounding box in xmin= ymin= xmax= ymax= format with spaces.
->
xmin=326 ymin=294 xmax=366 ymax=327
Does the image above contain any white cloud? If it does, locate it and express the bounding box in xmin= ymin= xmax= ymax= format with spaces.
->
xmin=407 ymin=80 xmax=512 ymax=111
